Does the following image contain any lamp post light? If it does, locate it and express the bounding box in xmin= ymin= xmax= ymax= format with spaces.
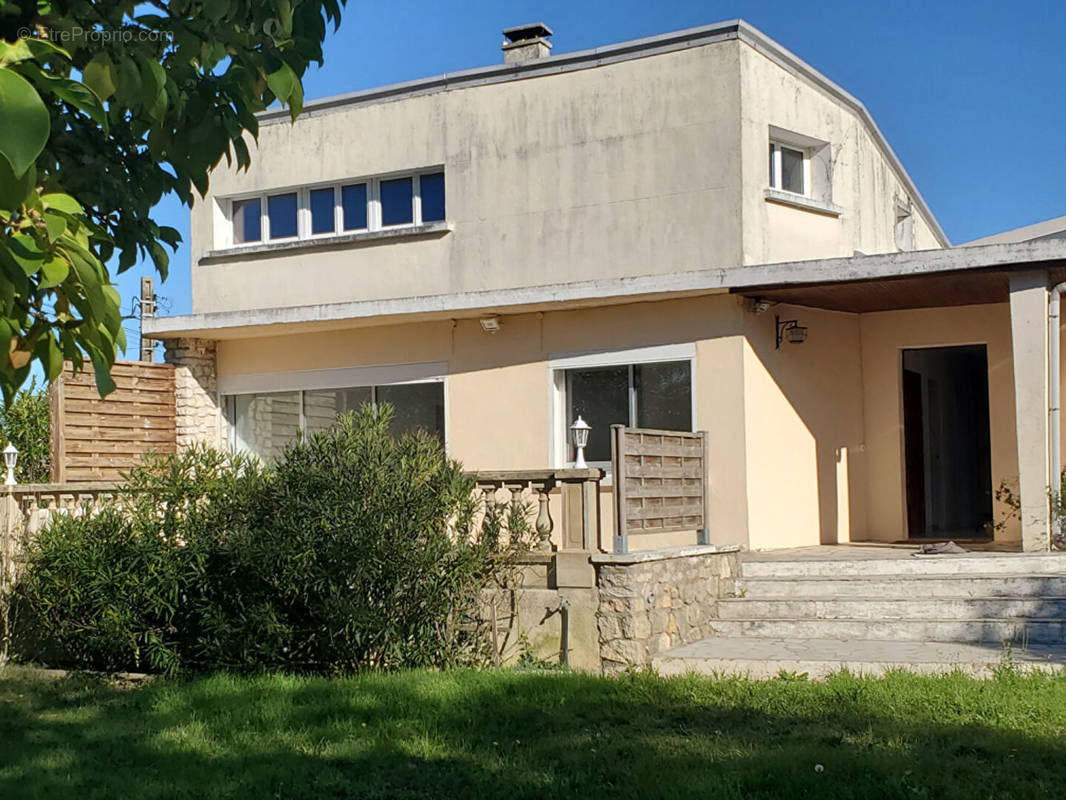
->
xmin=570 ymin=416 xmax=591 ymax=469
xmin=3 ymin=443 xmax=17 ymax=486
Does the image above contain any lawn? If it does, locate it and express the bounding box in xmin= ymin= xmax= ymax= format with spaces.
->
xmin=2 ymin=666 xmax=1065 ymax=799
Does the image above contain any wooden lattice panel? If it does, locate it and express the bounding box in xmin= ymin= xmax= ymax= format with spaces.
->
xmin=50 ymin=361 xmax=177 ymax=483
xmin=611 ymin=426 xmax=709 ymax=553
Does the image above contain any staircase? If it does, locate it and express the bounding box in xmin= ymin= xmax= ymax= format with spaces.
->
xmin=654 ymin=551 xmax=1066 ymax=678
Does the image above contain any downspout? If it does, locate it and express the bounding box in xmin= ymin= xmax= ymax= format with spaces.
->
xmin=1049 ymin=282 xmax=1066 ymax=539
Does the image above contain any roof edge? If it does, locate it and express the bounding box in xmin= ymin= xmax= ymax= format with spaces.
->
xmin=145 ymin=240 xmax=1066 ymax=339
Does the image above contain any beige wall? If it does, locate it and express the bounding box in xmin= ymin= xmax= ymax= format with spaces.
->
xmin=191 ymin=36 xmax=945 ymax=315
xmin=859 ymin=304 xmax=1020 ymax=545
xmin=214 ymin=294 xmax=880 ymax=552
xmin=210 ymin=295 xmax=1028 ymax=550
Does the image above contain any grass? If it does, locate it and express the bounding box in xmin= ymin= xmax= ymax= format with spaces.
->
xmin=2 ymin=665 xmax=1066 ymax=799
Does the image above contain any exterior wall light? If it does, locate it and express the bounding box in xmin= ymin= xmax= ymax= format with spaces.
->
xmin=479 ymin=316 xmax=502 ymax=333
xmin=775 ymin=315 xmax=808 ymax=349
xmin=570 ymin=416 xmax=591 ymax=469
xmin=3 ymin=443 xmax=17 ymax=486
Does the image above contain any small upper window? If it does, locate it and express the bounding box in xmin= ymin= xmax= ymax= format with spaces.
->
xmin=232 ymin=198 xmax=261 ymax=243
xmin=420 ymin=172 xmax=445 ymax=223
xmin=342 ymin=183 xmax=368 ymax=231
xmin=309 ymin=187 xmax=335 ymax=235
xmin=769 ymin=142 xmax=808 ymax=196
xmin=380 ymin=177 xmax=414 ymax=226
xmin=267 ymin=192 xmax=298 ymax=239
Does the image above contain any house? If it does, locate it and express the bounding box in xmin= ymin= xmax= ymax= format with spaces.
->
xmin=144 ymin=19 xmax=1066 ymax=557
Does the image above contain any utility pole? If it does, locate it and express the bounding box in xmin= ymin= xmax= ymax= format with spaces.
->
xmin=139 ymin=275 xmax=155 ymax=362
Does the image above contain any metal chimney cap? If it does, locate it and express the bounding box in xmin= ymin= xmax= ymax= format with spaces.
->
xmin=502 ymin=23 xmax=554 ymax=43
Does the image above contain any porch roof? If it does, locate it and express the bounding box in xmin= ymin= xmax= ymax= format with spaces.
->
xmin=143 ymin=239 xmax=1066 ymax=340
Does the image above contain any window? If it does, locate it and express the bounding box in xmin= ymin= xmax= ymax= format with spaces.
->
xmin=380 ymin=177 xmax=414 ymax=226
xmin=769 ymin=142 xmax=808 ymax=196
xmin=267 ymin=192 xmax=298 ymax=239
xmin=420 ymin=172 xmax=445 ymax=222
xmin=232 ymin=198 xmax=261 ymax=243
xmin=561 ymin=360 xmax=692 ymax=464
xmin=309 ymin=187 xmax=336 ymax=235
xmin=342 ymin=183 xmax=368 ymax=231
xmin=225 ymin=381 xmax=445 ymax=461
xmin=226 ymin=169 xmax=444 ymax=246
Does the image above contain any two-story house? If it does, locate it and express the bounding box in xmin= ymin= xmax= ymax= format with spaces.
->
xmin=145 ymin=20 xmax=1066 ymax=554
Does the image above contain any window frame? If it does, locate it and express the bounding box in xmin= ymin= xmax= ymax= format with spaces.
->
xmin=769 ymin=141 xmax=810 ymax=197
xmin=548 ymin=343 xmax=697 ymax=471
xmin=224 ymin=168 xmax=445 ymax=248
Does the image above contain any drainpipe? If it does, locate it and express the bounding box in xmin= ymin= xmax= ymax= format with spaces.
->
xmin=1049 ymin=282 xmax=1066 ymax=529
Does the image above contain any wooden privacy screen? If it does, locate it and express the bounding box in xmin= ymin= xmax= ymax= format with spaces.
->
xmin=610 ymin=425 xmax=710 ymax=554
xmin=49 ymin=361 xmax=176 ymax=483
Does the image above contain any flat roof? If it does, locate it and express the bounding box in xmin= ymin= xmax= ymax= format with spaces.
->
xmin=144 ymin=240 xmax=1066 ymax=340
xmin=256 ymin=19 xmax=947 ymax=246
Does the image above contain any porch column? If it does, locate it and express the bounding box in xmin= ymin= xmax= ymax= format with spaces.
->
xmin=1008 ymin=271 xmax=1051 ymax=551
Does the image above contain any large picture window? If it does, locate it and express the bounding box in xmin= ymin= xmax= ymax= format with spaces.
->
xmin=225 ymin=381 xmax=444 ymax=461
xmin=559 ymin=357 xmax=692 ymax=464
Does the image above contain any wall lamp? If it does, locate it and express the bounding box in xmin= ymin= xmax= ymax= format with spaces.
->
xmin=479 ymin=316 xmax=502 ymax=333
xmin=775 ymin=315 xmax=808 ymax=349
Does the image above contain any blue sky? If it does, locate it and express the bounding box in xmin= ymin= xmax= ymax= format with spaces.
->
xmin=122 ymin=0 xmax=1066 ymax=356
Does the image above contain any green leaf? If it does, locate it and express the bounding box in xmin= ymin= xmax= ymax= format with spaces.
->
xmin=39 ymin=254 xmax=70 ymax=288
xmin=0 ymin=157 xmax=35 ymax=212
xmin=0 ymin=40 xmax=35 ymax=68
xmin=21 ymin=64 xmax=109 ymax=131
xmin=266 ymin=63 xmax=297 ymax=106
xmin=0 ymin=68 xmax=50 ymax=177
xmin=40 ymin=192 xmax=82 ymax=215
xmin=82 ymin=54 xmax=116 ymax=101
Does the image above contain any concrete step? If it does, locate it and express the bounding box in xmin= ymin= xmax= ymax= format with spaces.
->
xmin=741 ymin=553 xmax=1066 ymax=578
xmin=652 ymin=636 xmax=1066 ymax=679
xmin=734 ymin=574 xmax=1066 ymax=599
xmin=717 ymin=596 xmax=1066 ymax=621
xmin=707 ymin=617 xmax=1066 ymax=645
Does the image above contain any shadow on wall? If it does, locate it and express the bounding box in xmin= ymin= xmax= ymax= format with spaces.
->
xmin=2 ymin=669 xmax=1066 ymax=799
xmin=742 ymin=304 xmax=865 ymax=547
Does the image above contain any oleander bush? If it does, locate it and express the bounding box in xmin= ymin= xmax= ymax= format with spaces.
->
xmin=18 ymin=405 xmax=530 ymax=674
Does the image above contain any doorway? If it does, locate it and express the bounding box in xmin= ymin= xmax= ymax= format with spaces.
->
xmin=901 ymin=345 xmax=993 ymax=539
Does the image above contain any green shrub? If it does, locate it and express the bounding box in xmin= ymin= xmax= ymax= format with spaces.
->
xmin=0 ymin=378 xmax=50 ymax=483
xmin=19 ymin=405 xmax=529 ymax=674
xmin=19 ymin=447 xmax=265 ymax=673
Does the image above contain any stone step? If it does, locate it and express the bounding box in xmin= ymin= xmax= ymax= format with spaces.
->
xmin=707 ymin=617 xmax=1066 ymax=645
xmin=741 ymin=553 xmax=1066 ymax=578
xmin=652 ymin=636 xmax=1066 ymax=679
xmin=717 ymin=596 xmax=1066 ymax=621
xmin=734 ymin=574 xmax=1066 ymax=599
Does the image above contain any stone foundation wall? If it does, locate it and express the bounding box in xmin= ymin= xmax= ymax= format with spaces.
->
xmin=163 ymin=338 xmax=221 ymax=449
xmin=593 ymin=546 xmax=740 ymax=673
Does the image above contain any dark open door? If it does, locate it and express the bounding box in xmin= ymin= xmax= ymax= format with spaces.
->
xmin=902 ymin=345 xmax=993 ymax=539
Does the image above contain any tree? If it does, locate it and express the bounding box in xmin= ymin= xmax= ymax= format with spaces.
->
xmin=0 ymin=0 xmax=345 ymax=401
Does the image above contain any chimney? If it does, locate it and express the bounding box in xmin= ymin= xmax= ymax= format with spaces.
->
xmin=502 ymin=23 xmax=553 ymax=64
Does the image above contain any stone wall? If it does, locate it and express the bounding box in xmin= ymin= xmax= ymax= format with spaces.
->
xmin=163 ymin=338 xmax=220 ymax=449
xmin=593 ymin=546 xmax=740 ymax=673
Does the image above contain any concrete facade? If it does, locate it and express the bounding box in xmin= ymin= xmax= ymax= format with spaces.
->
xmin=188 ymin=22 xmax=944 ymax=315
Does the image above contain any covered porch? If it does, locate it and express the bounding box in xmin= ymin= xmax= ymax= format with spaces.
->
xmin=143 ymin=239 xmax=1066 ymax=554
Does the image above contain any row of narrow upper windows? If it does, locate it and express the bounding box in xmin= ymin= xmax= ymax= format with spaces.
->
xmin=230 ymin=171 xmax=445 ymax=244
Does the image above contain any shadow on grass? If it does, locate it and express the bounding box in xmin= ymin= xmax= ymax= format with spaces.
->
xmin=1 ymin=667 xmax=1065 ymax=799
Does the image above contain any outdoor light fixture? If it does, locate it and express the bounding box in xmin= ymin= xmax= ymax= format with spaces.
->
xmin=479 ymin=316 xmax=502 ymax=333
xmin=570 ymin=416 xmax=591 ymax=469
xmin=775 ymin=315 xmax=808 ymax=349
xmin=3 ymin=443 xmax=17 ymax=486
